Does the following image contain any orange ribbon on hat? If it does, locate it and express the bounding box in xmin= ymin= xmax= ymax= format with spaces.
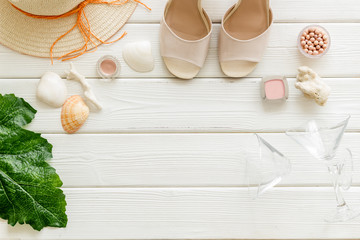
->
xmin=11 ymin=0 xmax=151 ymax=64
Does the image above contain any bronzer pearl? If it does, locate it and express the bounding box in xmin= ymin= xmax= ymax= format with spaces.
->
xmin=300 ymin=26 xmax=329 ymax=57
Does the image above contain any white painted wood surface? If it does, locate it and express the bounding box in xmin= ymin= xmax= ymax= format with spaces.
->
xmin=45 ymin=133 xmax=360 ymax=187
xmin=2 ymin=188 xmax=360 ymax=239
xmin=2 ymin=23 xmax=360 ymax=78
xmin=1 ymin=0 xmax=360 ymax=239
xmin=1 ymin=78 xmax=360 ymax=133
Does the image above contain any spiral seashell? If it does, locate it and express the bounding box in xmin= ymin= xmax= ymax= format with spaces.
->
xmin=122 ymin=41 xmax=154 ymax=73
xmin=61 ymin=95 xmax=89 ymax=134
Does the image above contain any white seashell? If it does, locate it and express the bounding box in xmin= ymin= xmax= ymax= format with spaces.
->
xmin=122 ymin=41 xmax=154 ymax=73
xmin=61 ymin=95 xmax=89 ymax=134
xmin=36 ymin=72 xmax=67 ymax=108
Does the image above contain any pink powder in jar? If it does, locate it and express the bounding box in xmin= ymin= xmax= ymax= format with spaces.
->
xmin=100 ymin=59 xmax=117 ymax=75
xmin=264 ymin=79 xmax=285 ymax=100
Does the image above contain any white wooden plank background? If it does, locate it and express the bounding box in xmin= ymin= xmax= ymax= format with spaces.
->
xmin=1 ymin=188 xmax=360 ymax=239
xmin=45 ymin=133 xmax=360 ymax=187
xmin=1 ymin=78 xmax=359 ymax=133
xmin=2 ymin=23 xmax=360 ymax=78
xmin=1 ymin=0 xmax=360 ymax=239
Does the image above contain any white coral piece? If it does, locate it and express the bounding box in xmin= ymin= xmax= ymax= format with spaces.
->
xmin=66 ymin=63 xmax=103 ymax=110
xmin=295 ymin=66 xmax=331 ymax=106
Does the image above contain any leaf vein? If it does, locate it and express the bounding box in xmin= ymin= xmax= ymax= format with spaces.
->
xmin=0 ymin=169 xmax=65 ymax=225
xmin=0 ymin=177 xmax=16 ymax=221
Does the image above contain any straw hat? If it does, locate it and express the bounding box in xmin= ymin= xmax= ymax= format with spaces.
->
xmin=0 ymin=0 xmax=140 ymax=59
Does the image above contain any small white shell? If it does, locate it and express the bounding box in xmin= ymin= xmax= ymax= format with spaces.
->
xmin=122 ymin=41 xmax=154 ymax=73
xmin=37 ymin=72 xmax=67 ymax=108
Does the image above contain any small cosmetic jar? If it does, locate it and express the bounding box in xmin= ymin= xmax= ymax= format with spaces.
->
xmin=261 ymin=76 xmax=289 ymax=102
xmin=97 ymin=55 xmax=120 ymax=80
xmin=298 ymin=25 xmax=330 ymax=58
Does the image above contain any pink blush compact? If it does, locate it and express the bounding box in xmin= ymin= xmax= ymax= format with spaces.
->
xmin=261 ymin=76 xmax=289 ymax=102
xmin=265 ymin=80 xmax=285 ymax=100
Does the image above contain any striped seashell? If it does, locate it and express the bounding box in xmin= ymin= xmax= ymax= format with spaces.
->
xmin=61 ymin=95 xmax=89 ymax=134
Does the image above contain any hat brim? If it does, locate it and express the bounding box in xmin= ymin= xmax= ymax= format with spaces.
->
xmin=0 ymin=0 xmax=137 ymax=58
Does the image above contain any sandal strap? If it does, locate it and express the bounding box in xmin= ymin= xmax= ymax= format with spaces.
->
xmin=219 ymin=9 xmax=273 ymax=63
xmin=160 ymin=16 xmax=212 ymax=68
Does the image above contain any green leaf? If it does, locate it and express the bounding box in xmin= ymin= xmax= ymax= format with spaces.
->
xmin=0 ymin=94 xmax=67 ymax=231
xmin=0 ymin=94 xmax=36 ymax=127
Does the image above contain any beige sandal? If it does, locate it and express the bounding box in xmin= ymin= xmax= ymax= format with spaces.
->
xmin=219 ymin=0 xmax=273 ymax=78
xmin=160 ymin=0 xmax=212 ymax=79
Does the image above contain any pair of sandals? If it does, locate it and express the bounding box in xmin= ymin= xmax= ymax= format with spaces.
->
xmin=160 ymin=0 xmax=273 ymax=79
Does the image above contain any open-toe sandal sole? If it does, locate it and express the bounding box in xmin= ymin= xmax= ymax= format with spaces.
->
xmin=163 ymin=0 xmax=209 ymax=79
xmin=221 ymin=0 xmax=270 ymax=77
